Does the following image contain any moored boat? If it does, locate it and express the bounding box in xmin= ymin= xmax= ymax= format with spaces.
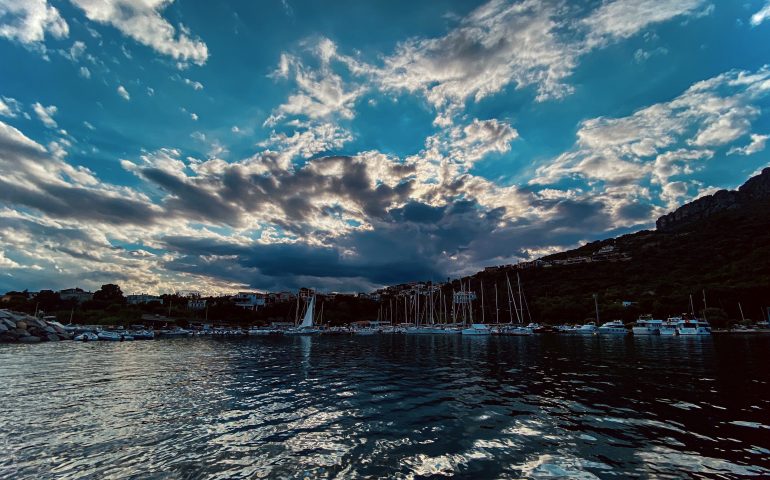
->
xmin=74 ymin=331 xmax=98 ymax=341
xmin=461 ymin=323 xmax=492 ymax=336
xmin=598 ymin=320 xmax=628 ymax=335
xmin=632 ymin=315 xmax=663 ymax=335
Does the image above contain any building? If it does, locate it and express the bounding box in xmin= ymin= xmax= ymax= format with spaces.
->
xmin=298 ymin=287 xmax=315 ymax=299
xmin=126 ymin=294 xmax=163 ymax=305
xmin=59 ymin=288 xmax=94 ymax=304
xmin=188 ymin=298 xmax=207 ymax=311
xmin=233 ymin=292 xmax=265 ymax=311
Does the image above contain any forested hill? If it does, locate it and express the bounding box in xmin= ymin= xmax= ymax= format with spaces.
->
xmin=466 ymin=168 xmax=770 ymax=325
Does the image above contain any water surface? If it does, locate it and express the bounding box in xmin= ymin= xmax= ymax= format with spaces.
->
xmin=1 ymin=335 xmax=769 ymax=479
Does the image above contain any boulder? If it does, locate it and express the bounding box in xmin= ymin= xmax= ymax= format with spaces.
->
xmin=44 ymin=326 xmax=56 ymax=334
xmin=18 ymin=335 xmax=41 ymax=343
xmin=2 ymin=319 xmax=16 ymax=329
xmin=57 ymin=333 xmax=72 ymax=341
xmin=0 ymin=323 xmax=7 ymax=333
xmin=0 ymin=333 xmax=16 ymax=342
xmin=46 ymin=333 xmax=60 ymax=342
xmin=12 ymin=328 xmax=29 ymax=337
xmin=53 ymin=325 xmax=65 ymax=334
xmin=16 ymin=321 xmax=27 ymax=330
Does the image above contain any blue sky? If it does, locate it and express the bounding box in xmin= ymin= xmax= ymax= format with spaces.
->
xmin=1 ymin=0 xmax=769 ymax=294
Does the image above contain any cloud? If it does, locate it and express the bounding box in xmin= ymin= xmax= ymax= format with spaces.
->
xmin=0 ymin=0 xmax=68 ymax=45
xmin=534 ymin=66 xmax=770 ymax=188
xmin=727 ymin=133 xmax=769 ymax=156
xmin=69 ymin=0 xmax=209 ymax=66
xmin=0 ymin=120 xmax=160 ymax=225
xmin=183 ymin=77 xmax=203 ymax=90
xmin=0 ymin=250 xmax=21 ymax=268
xmin=267 ymin=45 xmax=365 ymax=126
xmin=582 ymin=0 xmax=707 ymax=48
xmin=117 ymin=85 xmax=130 ymax=100
xmin=79 ymin=66 xmax=91 ymax=78
xmin=0 ymin=96 xmax=23 ymax=118
xmin=32 ymin=101 xmax=57 ymax=127
xmin=751 ymin=1 xmax=770 ymax=26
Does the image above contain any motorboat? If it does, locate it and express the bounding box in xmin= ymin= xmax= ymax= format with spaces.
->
xmin=573 ymin=322 xmax=598 ymax=335
xmin=131 ymin=330 xmax=155 ymax=340
xmin=74 ymin=331 xmax=98 ymax=341
xmin=660 ymin=317 xmax=679 ymax=335
xmin=97 ymin=330 xmax=122 ymax=341
xmin=461 ymin=323 xmax=492 ymax=336
xmin=598 ymin=320 xmax=628 ymax=334
xmin=500 ymin=325 xmax=533 ymax=336
xmin=248 ymin=327 xmax=277 ymax=336
xmin=161 ymin=327 xmax=192 ymax=338
xmin=632 ymin=315 xmax=663 ymax=335
xmin=676 ymin=318 xmax=711 ymax=335
xmin=353 ymin=327 xmax=379 ymax=336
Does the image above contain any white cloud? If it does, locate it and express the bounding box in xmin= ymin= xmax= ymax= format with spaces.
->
xmin=83 ymin=120 xmax=95 ymax=130
xmin=0 ymin=0 xmax=69 ymax=44
xmin=751 ymin=1 xmax=770 ymax=26
xmin=69 ymin=0 xmax=209 ymax=66
xmin=727 ymin=133 xmax=769 ymax=156
xmin=79 ymin=66 xmax=91 ymax=79
xmin=231 ymin=126 xmax=240 ymax=133
xmin=117 ymin=85 xmax=130 ymax=100
xmin=0 ymin=250 xmax=21 ymax=268
xmin=190 ymin=112 xmax=198 ymax=121
xmin=583 ymin=0 xmax=707 ymax=48
xmin=32 ymin=101 xmax=57 ymax=127
xmin=534 ymin=66 xmax=770 ymax=186
xmin=0 ymin=96 xmax=23 ymax=118
xmin=183 ymin=77 xmax=203 ymax=90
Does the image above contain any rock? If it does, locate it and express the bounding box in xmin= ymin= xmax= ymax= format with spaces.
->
xmin=46 ymin=333 xmax=60 ymax=342
xmin=18 ymin=336 xmax=41 ymax=343
xmin=12 ymin=328 xmax=29 ymax=337
xmin=0 ymin=333 xmax=16 ymax=342
xmin=657 ymin=167 xmax=770 ymax=232
xmin=16 ymin=321 xmax=27 ymax=330
xmin=44 ymin=326 xmax=56 ymax=334
xmin=2 ymin=318 xmax=16 ymax=329
xmin=0 ymin=323 xmax=7 ymax=333
xmin=57 ymin=333 xmax=72 ymax=341
xmin=53 ymin=325 xmax=65 ymax=334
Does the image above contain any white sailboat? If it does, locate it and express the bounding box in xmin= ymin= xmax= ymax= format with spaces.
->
xmin=285 ymin=295 xmax=321 ymax=335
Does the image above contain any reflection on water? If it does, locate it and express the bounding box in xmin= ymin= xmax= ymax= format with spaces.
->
xmin=1 ymin=335 xmax=769 ymax=478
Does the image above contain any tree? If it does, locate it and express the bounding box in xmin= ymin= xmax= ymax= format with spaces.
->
xmin=93 ymin=284 xmax=125 ymax=303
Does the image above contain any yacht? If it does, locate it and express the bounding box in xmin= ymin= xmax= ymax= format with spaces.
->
xmin=404 ymin=326 xmax=437 ymax=334
xmin=573 ymin=322 xmax=598 ymax=335
xmin=353 ymin=327 xmax=379 ymax=336
xmin=461 ymin=323 xmax=492 ymax=336
xmin=598 ymin=320 xmax=628 ymax=334
xmin=632 ymin=315 xmax=663 ymax=335
xmin=74 ymin=331 xmax=98 ymax=342
xmin=285 ymin=295 xmax=321 ymax=335
xmin=660 ymin=318 xmax=679 ymax=336
xmin=676 ymin=318 xmax=712 ymax=335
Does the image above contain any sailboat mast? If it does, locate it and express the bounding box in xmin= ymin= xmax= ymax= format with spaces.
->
xmin=495 ymin=282 xmax=499 ymax=324
xmin=481 ymin=280 xmax=485 ymax=323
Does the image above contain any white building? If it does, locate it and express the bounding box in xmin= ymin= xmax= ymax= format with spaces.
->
xmin=59 ymin=288 xmax=93 ymax=304
xmin=188 ymin=298 xmax=207 ymax=311
xmin=233 ymin=292 xmax=265 ymax=311
xmin=127 ymin=294 xmax=163 ymax=305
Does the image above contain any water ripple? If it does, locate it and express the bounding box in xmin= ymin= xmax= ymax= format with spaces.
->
xmin=1 ymin=335 xmax=770 ymax=478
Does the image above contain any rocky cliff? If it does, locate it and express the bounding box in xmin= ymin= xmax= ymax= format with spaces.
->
xmin=656 ymin=167 xmax=770 ymax=232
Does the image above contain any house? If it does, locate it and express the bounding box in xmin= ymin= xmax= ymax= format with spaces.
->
xmin=188 ymin=298 xmax=207 ymax=311
xmin=126 ymin=294 xmax=163 ymax=305
xmin=59 ymin=288 xmax=94 ymax=304
xmin=233 ymin=292 xmax=265 ymax=311
xmin=453 ymin=291 xmax=477 ymax=304
xmin=298 ymin=287 xmax=315 ymax=299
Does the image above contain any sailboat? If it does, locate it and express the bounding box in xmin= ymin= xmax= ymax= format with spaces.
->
xmin=285 ymin=295 xmax=321 ymax=335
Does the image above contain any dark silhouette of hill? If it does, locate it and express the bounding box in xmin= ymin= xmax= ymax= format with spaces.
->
xmin=461 ymin=168 xmax=770 ymax=326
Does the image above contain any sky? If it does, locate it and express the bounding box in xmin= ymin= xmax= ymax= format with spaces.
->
xmin=0 ymin=0 xmax=769 ymax=295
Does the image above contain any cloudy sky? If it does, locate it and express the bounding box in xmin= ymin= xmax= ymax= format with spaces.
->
xmin=0 ymin=0 xmax=769 ymax=294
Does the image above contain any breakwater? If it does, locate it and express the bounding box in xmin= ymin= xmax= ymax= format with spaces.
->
xmin=0 ymin=310 xmax=72 ymax=343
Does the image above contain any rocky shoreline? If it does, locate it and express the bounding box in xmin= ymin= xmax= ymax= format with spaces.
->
xmin=0 ymin=310 xmax=72 ymax=343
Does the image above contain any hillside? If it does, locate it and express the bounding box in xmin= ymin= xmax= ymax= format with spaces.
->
xmin=464 ymin=168 xmax=770 ymax=325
